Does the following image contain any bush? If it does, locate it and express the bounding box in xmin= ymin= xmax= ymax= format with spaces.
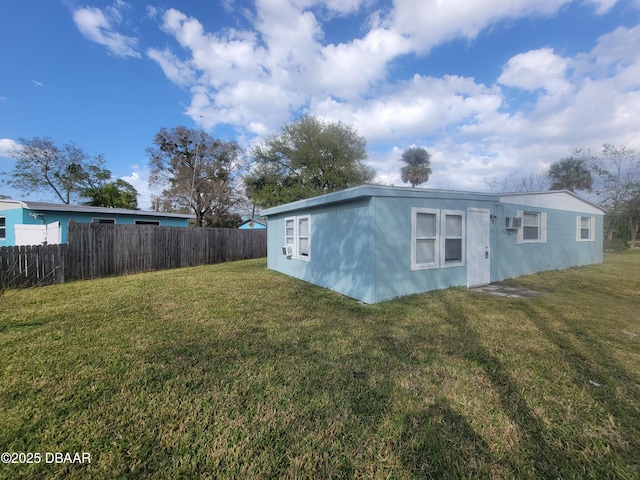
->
xmin=604 ymin=237 xmax=628 ymax=251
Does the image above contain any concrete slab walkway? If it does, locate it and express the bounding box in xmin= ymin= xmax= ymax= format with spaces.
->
xmin=472 ymin=284 xmax=545 ymax=299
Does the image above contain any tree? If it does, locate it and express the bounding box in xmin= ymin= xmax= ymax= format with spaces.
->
xmin=81 ymin=179 xmax=138 ymax=209
xmin=484 ymin=170 xmax=550 ymax=193
xmin=588 ymin=144 xmax=640 ymax=240
xmin=147 ymin=126 xmax=245 ymax=227
xmin=5 ymin=137 xmax=111 ymax=204
xmin=244 ymin=115 xmax=375 ymax=208
xmin=620 ymin=185 xmax=640 ymax=249
xmin=547 ymin=157 xmax=593 ymax=192
xmin=399 ymin=147 xmax=432 ymax=188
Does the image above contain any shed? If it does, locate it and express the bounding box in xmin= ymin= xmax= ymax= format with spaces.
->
xmin=0 ymin=200 xmax=195 ymax=246
xmin=262 ymin=185 xmax=604 ymax=304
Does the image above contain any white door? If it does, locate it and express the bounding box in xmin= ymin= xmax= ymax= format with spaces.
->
xmin=467 ymin=208 xmax=491 ymax=287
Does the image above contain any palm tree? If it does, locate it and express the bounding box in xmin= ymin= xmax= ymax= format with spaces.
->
xmin=548 ymin=157 xmax=593 ymax=192
xmin=400 ymin=147 xmax=432 ymax=188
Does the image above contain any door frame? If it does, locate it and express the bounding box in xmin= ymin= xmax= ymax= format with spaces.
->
xmin=467 ymin=208 xmax=491 ymax=287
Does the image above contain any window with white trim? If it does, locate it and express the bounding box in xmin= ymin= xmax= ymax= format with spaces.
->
xmin=0 ymin=217 xmax=5 ymax=240
xmin=523 ymin=212 xmax=540 ymax=241
xmin=517 ymin=210 xmax=547 ymax=244
xmin=284 ymin=215 xmax=311 ymax=261
xmin=285 ymin=217 xmax=295 ymax=249
xmin=577 ymin=216 xmax=595 ymax=242
xmin=411 ymin=208 xmax=465 ymax=270
xmin=92 ymin=218 xmax=116 ymax=224
xmin=412 ymin=208 xmax=439 ymax=270
xmin=443 ymin=211 xmax=464 ymax=266
xmin=297 ymin=215 xmax=310 ymax=260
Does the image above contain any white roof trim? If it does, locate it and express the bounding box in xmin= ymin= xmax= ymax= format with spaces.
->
xmin=499 ymin=191 xmax=605 ymax=215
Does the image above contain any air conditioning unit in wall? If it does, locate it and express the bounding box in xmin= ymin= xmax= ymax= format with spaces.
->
xmin=505 ymin=216 xmax=522 ymax=229
xmin=282 ymin=245 xmax=294 ymax=257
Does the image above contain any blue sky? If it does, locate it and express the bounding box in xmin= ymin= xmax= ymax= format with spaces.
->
xmin=1 ymin=0 xmax=639 ymax=209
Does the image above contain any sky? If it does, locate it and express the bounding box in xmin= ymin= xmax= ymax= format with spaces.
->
xmin=1 ymin=0 xmax=639 ymax=210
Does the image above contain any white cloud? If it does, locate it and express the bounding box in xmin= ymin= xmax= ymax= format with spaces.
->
xmin=121 ymin=165 xmax=157 ymax=210
xmin=314 ymin=28 xmax=412 ymax=99
xmin=312 ymin=74 xmax=503 ymax=149
xmin=146 ymin=48 xmax=195 ymax=86
xmin=498 ymin=48 xmax=572 ymax=95
xmin=73 ymin=3 xmax=140 ymax=58
xmin=84 ymin=0 xmax=640 ymax=192
xmin=390 ymin=0 xmax=573 ymax=54
xmin=588 ymin=0 xmax=619 ymax=15
xmin=364 ymin=19 xmax=640 ymax=189
xmin=0 ymin=138 xmax=19 ymax=158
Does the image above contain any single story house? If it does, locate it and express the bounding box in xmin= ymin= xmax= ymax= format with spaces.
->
xmin=261 ymin=185 xmax=604 ymax=304
xmin=0 ymin=200 xmax=195 ymax=246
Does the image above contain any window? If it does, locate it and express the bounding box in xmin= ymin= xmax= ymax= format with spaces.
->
xmin=297 ymin=216 xmax=310 ymax=259
xmin=285 ymin=217 xmax=295 ymax=248
xmin=135 ymin=220 xmax=161 ymax=225
xmin=517 ymin=210 xmax=547 ymax=244
xmin=412 ymin=208 xmax=438 ymax=269
xmin=443 ymin=212 xmax=464 ymax=265
xmin=412 ymin=208 xmax=465 ymax=270
xmin=92 ymin=218 xmax=116 ymax=224
xmin=577 ymin=216 xmax=595 ymax=242
xmin=0 ymin=217 xmax=5 ymax=240
xmin=284 ymin=215 xmax=311 ymax=261
xmin=523 ymin=212 xmax=540 ymax=240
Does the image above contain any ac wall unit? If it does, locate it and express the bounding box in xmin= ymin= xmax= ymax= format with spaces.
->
xmin=282 ymin=245 xmax=294 ymax=257
xmin=505 ymin=216 xmax=522 ymax=229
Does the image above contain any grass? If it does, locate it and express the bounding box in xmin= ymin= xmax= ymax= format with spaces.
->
xmin=0 ymin=253 xmax=639 ymax=479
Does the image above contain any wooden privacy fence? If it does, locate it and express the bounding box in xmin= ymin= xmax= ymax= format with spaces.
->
xmin=0 ymin=244 xmax=67 ymax=289
xmin=0 ymin=222 xmax=267 ymax=289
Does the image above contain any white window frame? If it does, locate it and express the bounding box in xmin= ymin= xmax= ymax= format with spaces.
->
xmin=576 ymin=216 xmax=595 ymax=242
xmin=411 ymin=207 xmax=439 ymax=270
xmin=517 ymin=210 xmax=547 ymax=244
xmin=296 ymin=215 xmax=311 ymax=261
xmin=92 ymin=218 xmax=116 ymax=224
xmin=441 ymin=210 xmax=465 ymax=267
xmin=284 ymin=215 xmax=311 ymax=261
xmin=0 ymin=216 xmax=5 ymax=240
xmin=285 ymin=217 xmax=295 ymax=252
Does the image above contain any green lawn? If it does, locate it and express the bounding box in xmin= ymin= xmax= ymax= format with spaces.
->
xmin=1 ymin=253 xmax=639 ymax=479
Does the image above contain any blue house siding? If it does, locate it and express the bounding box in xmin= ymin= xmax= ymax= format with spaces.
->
xmin=496 ymin=199 xmax=604 ymax=281
xmin=0 ymin=206 xmax=24 ymax=246
xmin=263 ymin=186 xmax=604 ymax=304
xmin=370 ymin=194 xmax=501 ymax=303
xmin=267 ymin=197 xmax=376 ymax=303
xmin=0 ymin=200 xmax=193 ymax=246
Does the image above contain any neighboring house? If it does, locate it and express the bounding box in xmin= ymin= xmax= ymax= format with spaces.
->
xmin=262 ymin=185 xmax=604 ymax=304
xmin=238 ymin=218 xmax=267 ymax=230
xmin=0 ymin=200 xmax=195 ymax=246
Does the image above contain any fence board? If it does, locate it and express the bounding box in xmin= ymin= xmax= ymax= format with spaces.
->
xmin=1 ymin=222 xmax=267 ymax=290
